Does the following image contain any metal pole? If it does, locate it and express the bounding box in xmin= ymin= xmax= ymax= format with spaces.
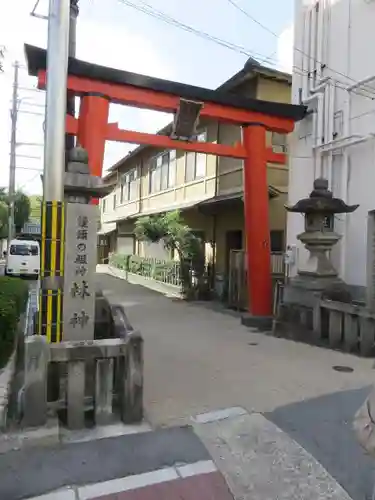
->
xmin=38 ymin=0 xmax=70 ymax=343
xmin=65 ymin=0 xmax=79 ymax=155
xmin=69 ymin=0 xmax=78 ymax=68
xmin=8 ymin=61 xmax=19 ymax=245
xmin=43 ymin=0 xmax=70 ymax=201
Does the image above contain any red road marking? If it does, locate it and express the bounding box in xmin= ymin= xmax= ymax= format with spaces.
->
xmin=91 ymin=472 xmax=234 ymax=500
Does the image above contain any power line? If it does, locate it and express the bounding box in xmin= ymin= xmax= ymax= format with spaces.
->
xmin=17 ymin=172 xmax=42 ymax=191
xmin=15 ymin=166 xmax=44 ymax=172
xmin=117 ymin=0 xmax=375 ymax=102
xmin=118 ymin=0 xmax=277 ymax=64
xmin=226 ymin=0 xmax=375 ymax=95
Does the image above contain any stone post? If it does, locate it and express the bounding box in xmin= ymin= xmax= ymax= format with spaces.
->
xmin=23 ymin=336 xmax=49 ymax=427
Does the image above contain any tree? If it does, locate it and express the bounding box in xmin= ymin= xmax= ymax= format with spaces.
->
xmin=0 ymin=189 xmax=8 ymax=238
xmin=134 ymin=210 xmax=208 ymax=299
xmin=29 ymin=195 xmax=42 ymax=221
xmin=14 ymin=191 xmax=31 ymax=233
xmin=0 ymin=189 xmax=31 ymax=238
xmin=0 ymin=201 xmax=8 ymax=239
xmin=0 ymin=46 xmax=5 ymax=73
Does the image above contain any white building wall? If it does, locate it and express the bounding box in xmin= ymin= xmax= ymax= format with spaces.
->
xmin=289 ymin=0 xmax=375 ymax=298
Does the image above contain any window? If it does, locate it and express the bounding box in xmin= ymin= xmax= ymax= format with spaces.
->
xmin=149 ymin=151 xmax=177 ymax=193
xmin=333 ymin=111 xmax=343 ymax=140
xmin=271 ymin=132 xmax=287 ymax=153
xmin=185 ymin=130 xmax=207 ymax=182
xmin=185 ymin=151 xmax=196 ymax=183
xmin=168 ymin=150 xmax=176 ymax=187
xmin=160 ymin=153 xmax=169 ymax=191
xmin=113 ymin=194 xmax=117 ymax=210
xmin=270 ymin=231 xmax=284 ymax=252
xmin=10 ymin=244 xmax=39 ymax=256
xmin=120 ymin=168 xmax=138 ymax=203
xmin=102 ymin=199 xmax=106 ymax=213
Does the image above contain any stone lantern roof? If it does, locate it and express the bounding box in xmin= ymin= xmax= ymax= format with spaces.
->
xmin=285 ymin=178 xmax=359 ymax=215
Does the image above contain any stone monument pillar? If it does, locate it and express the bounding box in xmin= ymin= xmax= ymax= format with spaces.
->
xmin=63 ymin=146 xmax=102 ymax=341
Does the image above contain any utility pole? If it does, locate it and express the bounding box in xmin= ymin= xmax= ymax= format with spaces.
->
xmin=8 ymin=61 xmax=19 ymax=246
xmin=65 ymin=0 xmax=79 ymax=156
xmin=43 ymin=0 xmax=70 ymax=202
xmin=38 ymin=0 xmax=70 ymax=342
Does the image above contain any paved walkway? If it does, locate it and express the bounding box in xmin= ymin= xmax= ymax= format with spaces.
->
xmin=0 ymin=424 xmax=233 ymax=500
xmin=97 ymin=270 xmax=375 ymax=500
xmin=1 ymin=270 xmax=375 ymax=499
xmin=0 ymin=408 xmax=352 ymax=500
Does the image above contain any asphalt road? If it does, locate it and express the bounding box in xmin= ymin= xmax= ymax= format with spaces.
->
xmin=98 ymin=271 xmax=375 ymax=500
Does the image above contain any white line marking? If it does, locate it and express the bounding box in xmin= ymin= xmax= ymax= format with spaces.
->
xmin=78 ymin=459 xmax=218 ymax=499
xmin=78 ymin=467 xmax=178 ymax=499
xmin=27 ymin=488 xmax=76 ymax=500
xmin=61 ymin=422 xmax=152 ymax=445
xmin=177 ymin=460 xmax=217 ymax=478
xmin=191 ymin=406 xmax=247 ymax=424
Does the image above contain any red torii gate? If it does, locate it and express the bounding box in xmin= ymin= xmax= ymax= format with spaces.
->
xmin=25 ymin=44 xmax=306 ymax=320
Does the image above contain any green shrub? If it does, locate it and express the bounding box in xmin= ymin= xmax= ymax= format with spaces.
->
xmin=110 ymin=254 xmax=181 ymax=286
xmin=0 ymin=277 xmax=28 ymax=368
xmin=109 ymin=253 xmax=131 ymax=271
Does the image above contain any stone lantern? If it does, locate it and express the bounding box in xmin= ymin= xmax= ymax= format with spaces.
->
xmin=284 ymin=178 xmax=359 ymax=306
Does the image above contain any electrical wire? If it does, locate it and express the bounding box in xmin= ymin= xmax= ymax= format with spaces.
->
xmin=117 ymin=0 xmax=375 ymax=102
xmin=118 ymin=0 xmax=283 ymax=66
xmin=17 ymin=171 xmax=42 ymax=191
xmin=226 ymin=0 xmax=375 ymax=95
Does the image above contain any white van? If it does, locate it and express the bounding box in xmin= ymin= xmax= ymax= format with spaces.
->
xmin=5 ymin=239 xmax=40 ymax=278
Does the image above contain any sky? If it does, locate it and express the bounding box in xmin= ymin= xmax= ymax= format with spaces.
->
xmin=0 ymin=0 xmax=294 ymax=195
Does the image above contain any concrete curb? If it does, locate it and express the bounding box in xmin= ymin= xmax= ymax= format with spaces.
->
xmin=96 ymin=264 xmax=183 ymax=299
xmin=0 ymin=350 xmax=17 ymax=430
xmin=0 ymin=309 xmax=26 ymax=431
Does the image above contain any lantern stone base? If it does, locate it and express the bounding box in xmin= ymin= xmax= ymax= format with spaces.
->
xmin=283 ymin=274 xmax=350 ymax=309
xmin=273 ymin=274 xmax=354 ymax=346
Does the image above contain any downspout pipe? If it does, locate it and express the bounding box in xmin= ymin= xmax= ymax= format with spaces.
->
xmin=302 ymin=8 xmax=311 ymax=99
xmin=211 ymin=122 xmax=220 ymax=292
xmin=303 ymin=92 xmax=324 ymax=177
xmin=314 ymin=135 xmax=375 ymax=154
xmin=316 ymin=0 xmax=324 ymax=83
xmin=309 ymin=3 xmax=317 ymax=92
xmin=328 ymin=82 xmax=335 ymax=189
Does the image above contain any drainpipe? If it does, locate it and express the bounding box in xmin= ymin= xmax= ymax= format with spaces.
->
xmin=211 ymin=122 xmax=220 ymax=291
xmin=300 ymin=8 xmax=306 ymax=95
xmin=315 ymin=134 xmax=375 ymax=153
xmin=316 ymin=0 xmax=324 ymax=83
xmin=327 ymin=82 xmax=335 ymax=189
xmin=304 ymin=92 xmax=324 ymax=177
xmin=309 ymin=3 xmax=317 ymax=92
xmin=311 ymin=76 xmax=330 ymax=93
xmin=138 ymin=158 xmax=143 ymax=214
xmin=136 ymin=158 xmax=143 ymax=256
xmin=339 ymin=0 xmax=352 ymax=282
xmin=303 ymin=8 xmax=311 ymax=99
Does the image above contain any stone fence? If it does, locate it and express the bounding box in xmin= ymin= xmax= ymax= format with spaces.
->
xmin=23 ymin=330 xmax=143 ymax=430
xmin=313 ymin=300 xmax=375 ymax=356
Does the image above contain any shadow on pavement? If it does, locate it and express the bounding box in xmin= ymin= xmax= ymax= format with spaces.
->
xmin=266 ymin=386 xmax=374 ymax=500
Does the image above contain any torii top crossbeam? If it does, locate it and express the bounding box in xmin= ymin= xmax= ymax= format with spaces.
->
xmin=25 ymin=43 xmax=306 ymax=319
